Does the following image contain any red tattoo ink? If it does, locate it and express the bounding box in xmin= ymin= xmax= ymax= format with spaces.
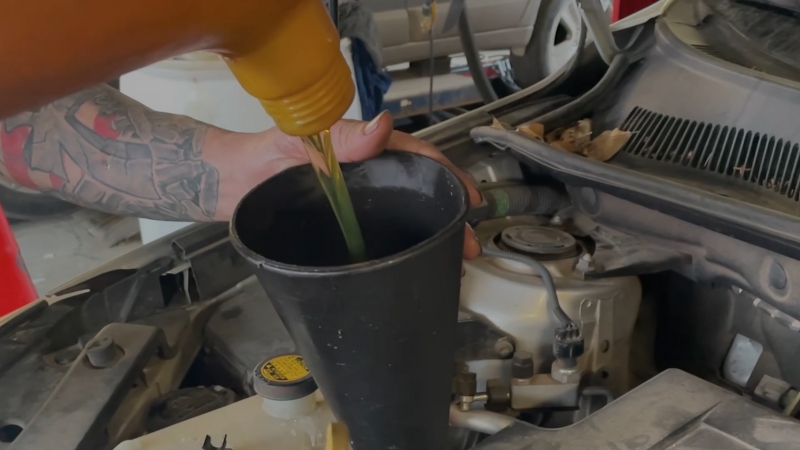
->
xmin=0 ymin=125 xmax=36 ymax=189
xmin=49 ymin=173 xmax=64 ymax=189
xmin=93 ymin=114 xmax=121 ymax=139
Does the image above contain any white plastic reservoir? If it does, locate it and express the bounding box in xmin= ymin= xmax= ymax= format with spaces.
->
xmin=113 ymin=392 xmax=336 ymax=450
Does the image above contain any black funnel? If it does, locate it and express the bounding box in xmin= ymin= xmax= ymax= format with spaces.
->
xmin=231 ymin=152 xmax=467 ymax=450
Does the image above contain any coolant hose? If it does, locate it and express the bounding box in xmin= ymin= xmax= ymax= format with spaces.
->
xmin=482 ymin=186 xmax=569 ymax=219
xmin=481 ymin=246 xmax=574 ymax=327
xmin=449 ymin=405 xmax=519 ymax=435
xmin=458 ymin=8 xmax=498 ymax=104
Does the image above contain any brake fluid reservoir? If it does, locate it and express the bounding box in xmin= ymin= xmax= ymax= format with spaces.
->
xmin=460 ymin=217 xmax=641 ymax=396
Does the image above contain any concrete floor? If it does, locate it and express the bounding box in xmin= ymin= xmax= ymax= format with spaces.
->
xmin=12 ymin=210 xmax=142 ymax=296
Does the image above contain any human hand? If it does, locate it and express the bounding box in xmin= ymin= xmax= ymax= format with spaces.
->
xmin=203 ymin=111 xmax=481 ymax=259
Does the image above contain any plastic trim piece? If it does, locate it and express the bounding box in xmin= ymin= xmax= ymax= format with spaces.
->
xmin=471 ymin=126 xmax=800 ymax=261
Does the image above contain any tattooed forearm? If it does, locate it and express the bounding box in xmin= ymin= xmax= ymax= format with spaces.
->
xmin=0 ymin=85 xmax=220 ymax=221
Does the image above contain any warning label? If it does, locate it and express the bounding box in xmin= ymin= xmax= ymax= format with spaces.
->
xmin=260 ymin=355 xmax=309 ymax=383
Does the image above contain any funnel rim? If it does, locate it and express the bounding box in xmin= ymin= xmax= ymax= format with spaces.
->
xmin=230 ymin=151 xmax=469 ymax=276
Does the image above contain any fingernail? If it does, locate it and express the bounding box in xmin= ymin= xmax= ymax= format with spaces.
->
xmin=364 ymin=110 xmax=387 ymax=135
xmin=467 ymin=223 xmax=482 ymax=248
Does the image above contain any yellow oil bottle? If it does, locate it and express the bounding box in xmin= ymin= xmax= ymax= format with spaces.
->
xmin=3 ymin=0 xmax=366 ymax=260
xmin=225 ymin=0 xmax=366 ymax=262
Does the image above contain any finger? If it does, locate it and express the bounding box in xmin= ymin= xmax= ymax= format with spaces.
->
xmin=463 ymin=223 xmax=481 ymax=260
xmin=387 ymin=131 xmax=482 ymax=207
xmin=330 ymin=111 xmax=393 ymax=163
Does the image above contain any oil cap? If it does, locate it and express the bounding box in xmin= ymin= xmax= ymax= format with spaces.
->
xmin=253 ymin=354 xmax=318 ymax=401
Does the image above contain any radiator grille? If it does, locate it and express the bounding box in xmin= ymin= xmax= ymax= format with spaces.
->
xmin=619 ymin=107 xmax=800 ymax=202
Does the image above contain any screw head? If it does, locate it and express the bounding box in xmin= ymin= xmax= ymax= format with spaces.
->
xmin=86 ymin=336 xmax=118 ymax=368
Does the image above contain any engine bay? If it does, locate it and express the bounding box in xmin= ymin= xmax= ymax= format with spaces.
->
xmin=4 ymin=0 xmax=800 ymax=448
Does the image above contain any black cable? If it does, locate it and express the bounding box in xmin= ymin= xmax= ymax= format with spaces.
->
xmin=458 ymin=7 xmax=498 ymax=104
xmin=530 ymin=52 xmax=629 ymax=130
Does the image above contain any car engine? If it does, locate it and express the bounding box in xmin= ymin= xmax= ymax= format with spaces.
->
xmin=2 ymin=0 xmax=800 ymax=448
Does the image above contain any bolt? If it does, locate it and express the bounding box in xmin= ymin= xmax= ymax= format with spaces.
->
xmin=494 ymin=339 xmax=514 ymax=358
xmin=511 ymin=351 xmax=534 ymax=379
xmin=454 ymin=371 xmax=478 ymax=396
xmin=486 ymin=378 xmax=511 ymax=411
xmin=551 ymin=359 xmax=582 ymax=384
xmin=86 ymin=336 xmax=118 ymax=368
xmin=550 ymin=215 xmax=563 ymax=225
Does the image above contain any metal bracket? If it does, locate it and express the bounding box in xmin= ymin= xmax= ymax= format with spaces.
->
xmin=12 ymin=323 xmax=167 ymax=450
xmin=79 ymin=257 xmax=173 ymax=332
xmin=579 ymin=297 xmax=613 ymax=386
xmin=455 ymin=312 xmax=516 ymax=361
xmin=172 ymin=224 xmax=251 ymax=302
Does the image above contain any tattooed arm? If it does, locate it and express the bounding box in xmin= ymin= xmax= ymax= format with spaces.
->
xmin=0 ymin=85 xmax=226 ymax=220
xmin=0 ymin=85 xmax=481 ymax=239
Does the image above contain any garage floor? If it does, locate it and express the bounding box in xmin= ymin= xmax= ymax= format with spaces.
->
xmin=12 ymin=210 xmax=142 ymax=296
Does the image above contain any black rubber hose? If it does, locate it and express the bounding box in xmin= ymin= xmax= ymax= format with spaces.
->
xmin=458 ymin=8 xmax=498 ymax=104
xmin=481 ymin=246 xmax=574 ymax=327
xmin=529 ymin=52 xmax=629 ymax=130
xmin=481 ymin=186 xmax=569 ymax=219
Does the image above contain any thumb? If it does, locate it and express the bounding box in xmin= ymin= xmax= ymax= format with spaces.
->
xmin=331 ymin=111 xmax=393 ymax=162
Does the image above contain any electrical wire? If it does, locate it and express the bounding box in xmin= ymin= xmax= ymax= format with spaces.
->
xmin=481 ymin=246 xmax=574 ymax=327
xmin=457 ymin=7 xmax=498 ymax=104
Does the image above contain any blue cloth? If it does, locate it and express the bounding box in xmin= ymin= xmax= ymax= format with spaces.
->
xmin=350 ymin=38 xmax=392 ymax=121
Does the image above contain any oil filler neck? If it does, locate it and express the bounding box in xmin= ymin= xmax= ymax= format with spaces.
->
xmin=498 ymin=225 xmax=578 ymax=260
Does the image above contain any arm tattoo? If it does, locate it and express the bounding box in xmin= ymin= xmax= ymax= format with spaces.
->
xmin=0 ymin=85 xmax=219 ymax=221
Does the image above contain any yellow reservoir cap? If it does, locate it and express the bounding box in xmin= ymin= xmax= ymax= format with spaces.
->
xmin=260 ymin=354 xmax=310 ymax=383
xmin=253 ymin=354 xmax=318 ymax=400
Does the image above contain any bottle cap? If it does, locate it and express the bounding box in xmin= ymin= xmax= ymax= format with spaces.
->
xmin=253 ymin=354 xmax=318 ymax=401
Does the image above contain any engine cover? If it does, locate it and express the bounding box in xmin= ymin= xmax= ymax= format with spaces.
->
xmin=476 ymin=369 xmax=800 ymax=450
xmin=460 ymin=217 xmax=641 ymax=395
